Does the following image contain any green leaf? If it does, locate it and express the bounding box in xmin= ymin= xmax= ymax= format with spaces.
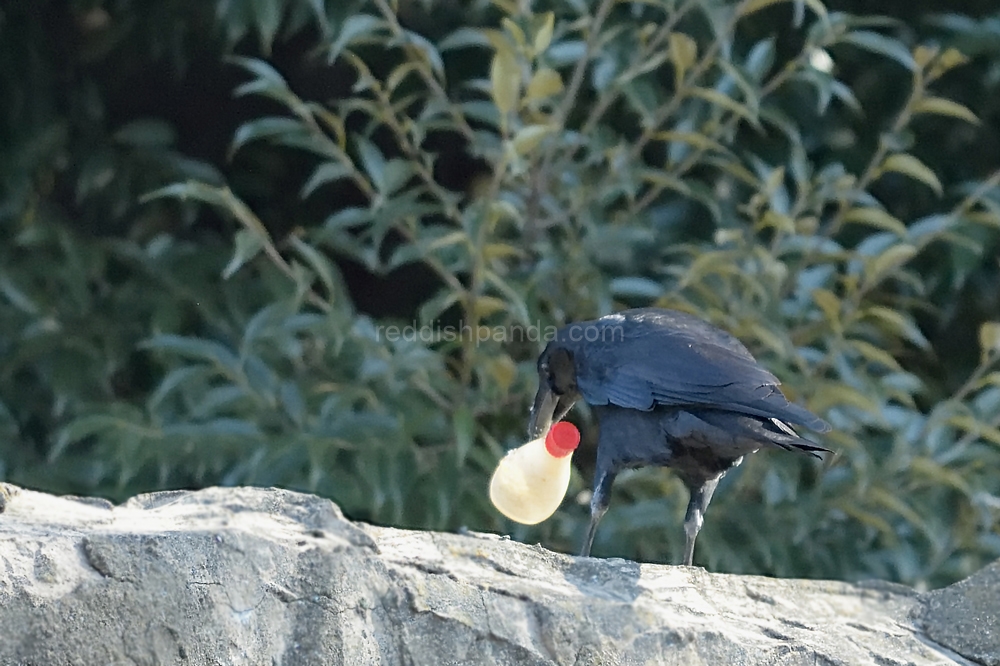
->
xmin=879 ymin=153 xmax=943 ymax=195
xmin=223 ymin=228 xmax=266 ymax=279
xmin=401 ymin=30 xmax=445 ymax=77
xmin=373 ymin=161 xmax=411 ymax=199
xmin=0 ymin=272 xmax=39 ymax=315
xmin=452 ymin=405 xmax=475 ymax=468
xmin=610 ymin=277 xmax=664 ymax=300
xmin=438 ymin=27 xmax=490 ymax=52
xmin=329 ymin=14 xmax=384 ymax=63
xmin=147 ymin=366 xmax=210 ymax=412
xmin=141 ymin=335 xmax=241 ymax=375
xmin=323 ymin=207 xmax=370 ymax=231
xmin=740 ymin=0 xmax=828 ymax=21
xmin=289 ymin=236 xmax=339 ymax=298
xmin=163 ymin=419 xmax=262 ymax=439
xmin=113 ymin=119 xmax=177 ymax=147
xmin=841 ymin=31 xmax=916 ymax=71
xmin=140 ymin=181 xmax=231 ymax=208
xmin=869 ymin=487 xmax=924 ymax=530
xmin=249 ymin=0 xmax=283 ymax=52
xmin=227 ymin=56 xmax=287 ymax=88
xmin=52 ymin=414 xmax=146 ymax=461
xmin=301 ymin=162 xmax=353 ymax=198
xmin=231 ymin=116 xmax=304 ymax=154
xmin=912 ymin=96 xmax=979 ymax=124
xmin=356 ymin=138 xmax=386 ymax=191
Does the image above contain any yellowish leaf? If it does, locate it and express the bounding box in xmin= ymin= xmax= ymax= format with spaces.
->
xmin=913 ymin=96 xmax=979 ymax=124
xmin=490 ymin=48 xmax=521 ymax=116
xmin=641 ymin=170 xmax=692 ymax=196
xmin=869 ymin=487 xmax=924 ymax=529
xmin=842 ymin=207 xmax=907 ymax=237
xmin=848 ymin=338 xmax=902 ymax=371
xmin=909 ymin=457 xmax=970 ymax=493
xmin=763 ymin=166 xmax=786 ymax=195
xmin=501 ymin=17 xmax=526 ymax=49
xmin=511 ymin=124 xmax=555 ymax=155
xmin=948 ymin=414 xmax=1000 ymax=447
xmin=866 ymin=244 xmax=917 ymax=285
xmin=857 ymin=306 xmax=928 ymax=348
xmin=426 ymin=231 xmax=469 ymax=252
xmin=532 ymin=12 xmax=555 ymax=55
xmin=930 ymin=47 xmax=970 ymax=78
xmin=473 ymin=296 xmax=509 ymax=319
xmin=812 ymin=288 xmax=841 ymax=323
xmin=654 ymin=131 xmax=728 ymax=155
xmin=482 ymin=29 xmax=511 ymax=53
xmin=484 ymin=354 xmax=518 ymax=394
xmin=811 ymin=382 xmax=882 ymax=416
xmin=488 ymin=201 xmax=522 ymax=228
xmin=755 ymin=210 xmax=795 ymax=234
xmin=835 ymin=501 xmax=897 ymax=541
xmin=483 ymin=243 xmax=527 ymax=260
xmin=668 ymin=32 xmax=697 ymax=87
xmin=979 ymin=321 xmax=1000 ymax=360
xmin=880 ymin=153 xmax=943 ymax=195
xmin=913 ymin=45 xmax=938 ymax=68
xmin=689 ymin=87 xmax=759 ymax=125
xmin=524 ymin=67 xmax=564 ymax=101
xmin=973 ymin=371 xmax=1000 ymax=390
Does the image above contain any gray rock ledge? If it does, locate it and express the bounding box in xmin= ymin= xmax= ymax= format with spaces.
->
xmin=0 ymin=483 xmax=993 ymax=665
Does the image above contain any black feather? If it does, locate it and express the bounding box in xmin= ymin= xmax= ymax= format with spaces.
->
xmin=531 ymin=307 xmax=832 ymax=565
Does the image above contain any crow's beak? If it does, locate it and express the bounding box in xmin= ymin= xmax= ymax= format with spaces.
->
xmin=528 ymin=386 xmax=576 ymax=439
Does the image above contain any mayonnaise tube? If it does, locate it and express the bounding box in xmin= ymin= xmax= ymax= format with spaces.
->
xmin=489 ymin=421 xmax=581 ymax=525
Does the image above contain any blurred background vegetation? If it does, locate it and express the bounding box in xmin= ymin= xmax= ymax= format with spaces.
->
xmin=2 ymin=0 xmax=1000 ymax=588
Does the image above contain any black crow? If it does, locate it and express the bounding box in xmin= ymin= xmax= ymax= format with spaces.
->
xmin=528 ymin=307 xmax=831 ymax=565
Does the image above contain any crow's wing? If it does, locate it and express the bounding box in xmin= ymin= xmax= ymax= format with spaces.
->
xmin=561 ymin=309 xmax=829 ymax=432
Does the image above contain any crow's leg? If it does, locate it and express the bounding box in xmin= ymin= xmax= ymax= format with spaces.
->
xmin=682 ymin=475 xmax=721 ymax=566
xmin=581 ymin=469 xmax=617 ymax=557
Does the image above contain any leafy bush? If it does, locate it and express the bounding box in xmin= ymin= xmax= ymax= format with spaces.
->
xmin=2 ymin=0 xmax=1000 ymax=587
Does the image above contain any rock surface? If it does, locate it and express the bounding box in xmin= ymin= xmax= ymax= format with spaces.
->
xmin=0 ymin=482 xmax=992 ymax=665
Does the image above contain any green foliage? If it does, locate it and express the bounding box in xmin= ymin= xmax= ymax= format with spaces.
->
xmin=2 ymin=0 xmax=1000 ymax=587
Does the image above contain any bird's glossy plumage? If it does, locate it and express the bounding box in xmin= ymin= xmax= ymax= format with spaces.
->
xmin=528 ymin=307 xmax=830 ymax=565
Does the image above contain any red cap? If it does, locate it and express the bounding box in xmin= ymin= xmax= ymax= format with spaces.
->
xmin=544 ymin=421 xmax=581 ymax=458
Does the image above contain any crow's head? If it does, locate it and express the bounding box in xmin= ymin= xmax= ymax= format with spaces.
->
xmin=528 ymin=342 xmax=581 ymax=438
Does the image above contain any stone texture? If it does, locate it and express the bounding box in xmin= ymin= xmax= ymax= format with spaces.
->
xmin=919 ymin=559 xmax=1000 ymax=666
xmin=0 ymin=483 xmax=992 ymax=665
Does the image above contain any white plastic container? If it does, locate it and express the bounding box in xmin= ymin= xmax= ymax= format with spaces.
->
xmin=489 ymin=421 xmax=581 ymax=525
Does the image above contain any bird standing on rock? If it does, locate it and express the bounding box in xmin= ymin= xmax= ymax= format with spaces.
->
xmin=527 ymin=308 xmax=831 ymax=566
